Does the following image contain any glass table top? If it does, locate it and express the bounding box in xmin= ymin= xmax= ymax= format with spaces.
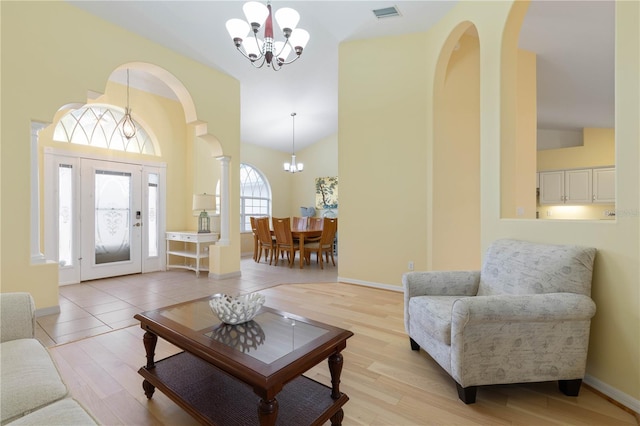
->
xmin=158 ymin=299 xmax=329 ymax=364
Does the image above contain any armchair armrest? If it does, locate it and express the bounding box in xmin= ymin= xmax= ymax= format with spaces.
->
xmin=403 ymin=271 xmax=480 ymax=335
xmin=451 ymin=293 xmax=596 ymax=325
xmin=449 ymin=293 xmax=596 ymax=387
xmin=403 ymin=270 xmax=480 ymax=298
xmin=1 ymin=292 xmax=36 ymax=342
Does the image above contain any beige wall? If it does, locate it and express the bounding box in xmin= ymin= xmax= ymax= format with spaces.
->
xmin=339 ymin=32 xmax=430 ymax=284
xmin=339 ymin=0 xmax=639 ymax=408
xmin=538 ymin=128 xmax=615 ymax=171
xmin=1 ymin=2 xmax=241 ymax=307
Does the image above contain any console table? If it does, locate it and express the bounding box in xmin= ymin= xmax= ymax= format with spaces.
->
xmin=166 ymin=231 xmax=218 ymax=277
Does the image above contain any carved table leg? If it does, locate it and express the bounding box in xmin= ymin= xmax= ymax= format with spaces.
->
xmin=143 ymin=330 xmax=157 ymax=369
xmin=328 ymin=352 xmax=344 ymax=399
xmin=330 ymin=408 xmax=344 ymax=425
xmin=142 ymin=379 xmax=155 ymax=399
xmin=257 ymin=397 xmax=278 ymax=426
xmin=142 ymin=330 xmax=158 ymax=399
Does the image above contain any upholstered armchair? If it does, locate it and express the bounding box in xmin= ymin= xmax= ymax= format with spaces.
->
xmin=403 ymin=239 xmax=597 ymax=404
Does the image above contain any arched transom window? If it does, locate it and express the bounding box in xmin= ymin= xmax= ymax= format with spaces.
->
xmin=53 ymin=105 xmax=155 ymax=155
xmin=240 ymin=163 xmax=271 ymax=232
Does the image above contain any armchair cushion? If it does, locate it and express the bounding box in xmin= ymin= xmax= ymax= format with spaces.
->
xmin=7 ymin=399 xmax=97 ymax=426
xmin=1 ymin=339 xmax=69 ymax=423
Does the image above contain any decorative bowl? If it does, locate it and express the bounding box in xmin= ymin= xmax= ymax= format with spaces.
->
xmin=209 ymin=292 xmax=265 ymax=325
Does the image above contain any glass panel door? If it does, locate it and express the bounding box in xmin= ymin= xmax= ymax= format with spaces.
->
xmin=94 ymin=170 xmax=132 ymax=264
xmin=142 ymin=168 xmax=164 ymax=273
xmin=81 ymin=159 xmax=142 ymax=281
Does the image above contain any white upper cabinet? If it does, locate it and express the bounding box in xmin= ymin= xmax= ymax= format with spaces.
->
xmin=593 ymin=167 xmax=615 ymax=203
xmin=564 ymin=169 xmax=593 ymax=204
xmin=539 ymin=167 xmax=613 ymax=205
xmin=539 ymin=171 xmax=565 ymax=204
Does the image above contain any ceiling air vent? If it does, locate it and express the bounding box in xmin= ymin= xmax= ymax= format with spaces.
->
xmin=372 ymin=6 xmax=401 ymax=19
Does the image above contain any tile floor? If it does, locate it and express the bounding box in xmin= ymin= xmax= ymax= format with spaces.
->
xmin=36 ymin=255 xmax=338 ymax=347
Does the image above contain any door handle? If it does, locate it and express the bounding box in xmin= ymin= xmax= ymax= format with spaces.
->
xmin=134 ymin=222 xmax=142 ymax=227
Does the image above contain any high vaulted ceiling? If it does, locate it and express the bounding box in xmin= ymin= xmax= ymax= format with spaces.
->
xmin=71 ymin=1 xmax=614 ymax=153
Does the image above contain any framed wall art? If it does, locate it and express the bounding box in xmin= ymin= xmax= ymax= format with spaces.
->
xmin=315 ymin=176 xmax=338 ymax=209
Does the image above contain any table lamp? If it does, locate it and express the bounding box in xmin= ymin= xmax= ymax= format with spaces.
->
xmin=193 ymin=193 xmax=215 ymax=233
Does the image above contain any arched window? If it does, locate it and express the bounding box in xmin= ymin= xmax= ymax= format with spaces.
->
xmin=53 ymin=105 xmax=155 ymax=155
xmin=240 ymin=163 xmax=271 ymax=232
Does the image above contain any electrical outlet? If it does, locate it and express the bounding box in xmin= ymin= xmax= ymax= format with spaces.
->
xmin=408 ymin=261 xmax=414 ymax=271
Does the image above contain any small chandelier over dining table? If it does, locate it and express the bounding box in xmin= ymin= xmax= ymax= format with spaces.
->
xmin=284 ymin=112 xmax=303 ymax=173
xmin=225 ymin=1 xmax=310 ymax=71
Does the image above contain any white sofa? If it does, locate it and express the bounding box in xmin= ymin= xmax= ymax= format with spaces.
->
xmin=403 ymin=239 xmax=597 ymax=404
xmin=0 ymin=292 xmax=98 ymax=425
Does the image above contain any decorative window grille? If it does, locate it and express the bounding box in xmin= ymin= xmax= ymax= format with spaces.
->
xmin=53 ymin=105 xmax=155 ymax=155
xmin=239 ymin=163 xmax=271 ymax=232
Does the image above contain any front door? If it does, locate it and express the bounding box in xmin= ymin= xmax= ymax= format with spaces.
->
xmin=80 ymin=159 xmax=143 ymax=281
xmin=45 ymin=153 xmax=165 ymax=284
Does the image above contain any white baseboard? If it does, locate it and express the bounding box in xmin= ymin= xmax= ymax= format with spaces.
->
xmin=36 ymin=305 xmax=60 ymax=317
xmin=337 ymin=276 xmax=402 ymax=293
xmin=584 ymin=374 xmax=640 ymax=415
xmin=208 ymin=270 xmax=241 ymax=280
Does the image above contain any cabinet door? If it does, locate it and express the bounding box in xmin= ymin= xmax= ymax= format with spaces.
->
xmin=593 ymin=168 xmax=615 ymax=203
xmin=539 ymin=171 xmax=564 ymax=204
xmin=564 ymin=169 xmax=592 ymax=204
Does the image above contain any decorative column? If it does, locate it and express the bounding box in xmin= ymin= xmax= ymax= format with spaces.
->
xmin=215 ymin=155 xmax=231 ymax=245
xmin=30 ymin=122 xmax=48 ymax=264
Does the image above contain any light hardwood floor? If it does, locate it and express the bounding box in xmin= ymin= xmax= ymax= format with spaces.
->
xmin=45 ymin=260 xmax=637 ymax=425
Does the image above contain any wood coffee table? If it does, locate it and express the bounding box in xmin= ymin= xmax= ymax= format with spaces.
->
xmin=134 ymin=296 xmax=353 ymax=425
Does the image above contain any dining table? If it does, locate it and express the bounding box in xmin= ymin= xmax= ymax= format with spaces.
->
xmin=291 ymin=229 xmax=323 ymax=269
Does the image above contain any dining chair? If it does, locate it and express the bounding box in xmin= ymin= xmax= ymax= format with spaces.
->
xmin=292 ymin=216 xmax=309 ymax=231
xmin=308 ymin=217 xmax=324 ymax=231
xmin=249 ymin=216 xmax=259 ymax=262
xmin=255 ymin=217 xmax=276 ymax=265
xmin=304 ymin=218 xmax=337 ymax=269
xmin=304 ymin=217 xmax=324 ymax=246
xmin=272 ymin=217 xmax=300 ymax=268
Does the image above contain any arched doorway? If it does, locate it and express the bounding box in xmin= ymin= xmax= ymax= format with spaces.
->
xmin=38 ymin=63 xmax=226 ymax=284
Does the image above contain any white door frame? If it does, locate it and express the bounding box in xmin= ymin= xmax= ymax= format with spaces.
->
xmin=44 ymin=147 xmax=166 ymax=285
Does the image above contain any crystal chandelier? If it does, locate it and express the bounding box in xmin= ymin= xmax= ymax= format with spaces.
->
xmin=284 ymin=112 xmax=303 ymax=173
xmin=225 ymin=1 xmax=310 ymax=71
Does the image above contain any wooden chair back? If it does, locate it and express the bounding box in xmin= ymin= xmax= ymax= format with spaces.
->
xmin=292 ymin=216 xmax=308 ymax=231
xmin=308 ymin=217 xmax=324 ymax=231
xmin=320 ymin=218 xmax=338 ymax=246
xmin=255 ymin=217 xmax=273 ymax=245
xmin=272 ymin=217 xmax=294 ymax=246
